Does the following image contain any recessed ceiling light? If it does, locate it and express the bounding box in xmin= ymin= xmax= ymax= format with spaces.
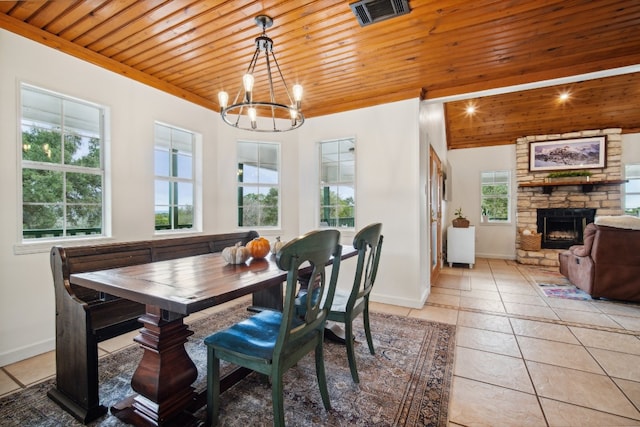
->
xmin=465 ymin=104 xmax=476 ymax=115
xmin=558 ymin=91 xmax=570 ymax=102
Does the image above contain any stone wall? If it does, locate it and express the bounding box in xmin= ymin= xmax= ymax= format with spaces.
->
xmin=516 ymin=129 xmax=624 ymax=266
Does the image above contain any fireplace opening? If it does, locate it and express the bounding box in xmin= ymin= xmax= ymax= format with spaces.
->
xmin=536 ymin=208 xmax=596 ymax=249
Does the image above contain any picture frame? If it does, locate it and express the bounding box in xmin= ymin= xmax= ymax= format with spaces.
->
xmin=529 ymin=136 xmax=606 ymax=172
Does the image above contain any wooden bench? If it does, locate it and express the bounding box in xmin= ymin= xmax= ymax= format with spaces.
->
xmin=47 ymin=231 xmax=259 ymax=424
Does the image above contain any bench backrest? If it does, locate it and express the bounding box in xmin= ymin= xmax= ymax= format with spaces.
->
xmin=52 ymin=231 xmax=259 ymax=303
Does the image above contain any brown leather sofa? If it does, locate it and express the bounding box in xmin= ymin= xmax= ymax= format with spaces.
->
xmin=559 ymin=218 xmax=640 ymax=302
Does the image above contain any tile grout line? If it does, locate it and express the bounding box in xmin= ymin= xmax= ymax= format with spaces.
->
xmin=425 ymin=301 xmax=640 ymax=336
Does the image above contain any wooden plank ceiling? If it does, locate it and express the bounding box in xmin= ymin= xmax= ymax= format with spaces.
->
xmin=1 ymin=0 xmax=639 ymax=149
xmin=445 ymin=72 xmax=640 ymax=149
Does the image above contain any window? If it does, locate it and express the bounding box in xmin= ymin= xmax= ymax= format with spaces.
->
xmin=154 ymin=123 xmax=196 ymax=231
xmin=625 ymin=164 xmax=640 ymax=216
xmin=237 ymin=141 xmax=280 ymax=227
xmin=21 ymin=84 xmax=105 ymax=240
xmin=319 ymin=138 xmax=355 ymax=228
xmin=480 ymin=170 xmax=511 ymax=223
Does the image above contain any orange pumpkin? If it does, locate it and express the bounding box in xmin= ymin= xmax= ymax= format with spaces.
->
xmin=246 ymin=237 xmax=270 ymax=259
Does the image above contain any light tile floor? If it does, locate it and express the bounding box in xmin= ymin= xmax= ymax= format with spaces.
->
xmin=3 ymin=258 xmax=640 ymax=426
xmin=421 ymin=258 xmax=640 ymax=427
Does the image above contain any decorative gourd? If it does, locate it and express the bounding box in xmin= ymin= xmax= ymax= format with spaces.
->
xmin=271 ymin=236 xmax=285 ymax=254
xmin=221 ymin=242 xmax=250 ymax=264
xmin=246 ymin=237 xmax=270 ymax=259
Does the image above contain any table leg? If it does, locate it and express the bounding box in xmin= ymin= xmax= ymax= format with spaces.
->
xmin=111 ymin=305 xmax=198 ymax=427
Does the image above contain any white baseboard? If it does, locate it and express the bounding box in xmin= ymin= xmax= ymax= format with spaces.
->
xmin=476 ymin=252 xmax=516 ymax=260
xmin=0 ymin=338 xmax=54 ymax=367
xmin=370 ymin=292 xmax=425 ymax=309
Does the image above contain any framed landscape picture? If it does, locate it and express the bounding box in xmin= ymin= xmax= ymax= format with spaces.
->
xmin=529 ymin=136 xmax=606 ymax=172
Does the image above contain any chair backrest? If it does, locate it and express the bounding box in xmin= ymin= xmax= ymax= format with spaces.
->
xmin=349 ymin=223 xmax=383 ymax=307
xmin=275 ymin=229 xmax=342 ymax=352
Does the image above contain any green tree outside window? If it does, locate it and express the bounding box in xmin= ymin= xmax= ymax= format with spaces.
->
xmin=154 ymin=123 xmax=195 ymax=231
xmin=480 ymin=170 xmax=511 ymax=222
xmin=319 ymin=138 xmax=355 ymax=228
xmin=21 ymin=85 xmax=104 ymax=239
xmin=237 ymin=141 xmax=280 ymax=227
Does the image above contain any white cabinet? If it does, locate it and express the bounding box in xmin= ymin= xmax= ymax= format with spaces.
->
xmin=447 ymin=226 xmax=475 ymax=268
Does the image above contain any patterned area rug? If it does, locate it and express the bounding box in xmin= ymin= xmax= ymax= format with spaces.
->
xmin=0 ymin=302 xmax=455 ymax=426
xmin=521 ymin=266 xmax=592 ymax=300
xmin=538 ymin=283 xmax=592 ymax=300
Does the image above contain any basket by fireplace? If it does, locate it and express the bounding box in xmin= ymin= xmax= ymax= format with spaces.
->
xmin=520 ymin=232 xmax=541 ymax=251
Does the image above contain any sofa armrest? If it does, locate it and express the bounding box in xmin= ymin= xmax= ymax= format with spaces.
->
xmin=569 ymin=223 xmax=597 ymax=257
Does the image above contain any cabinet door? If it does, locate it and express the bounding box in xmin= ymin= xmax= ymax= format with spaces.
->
xmin=447 ymin=226 xmax=475 ymax=267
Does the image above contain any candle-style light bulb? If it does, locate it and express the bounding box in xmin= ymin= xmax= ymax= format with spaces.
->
xmin=218 ymin=91 xmax=229 ymax=111
xmin=293 ymin=84 xmax=303 ymax=110
xmin=243 ymin=74 xmax=254 ymax=102
xmin=248 ymin=107 xmax=257 ymax=129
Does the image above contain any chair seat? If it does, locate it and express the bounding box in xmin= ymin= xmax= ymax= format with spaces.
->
xmin=204 ymin=310 xmax=301 ymax=361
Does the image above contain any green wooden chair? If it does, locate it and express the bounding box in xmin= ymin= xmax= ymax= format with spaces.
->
xmin=327 ymin=222 xmax=383 ymax=383
xmin=204 ymin=229 xmax=342 ymax=426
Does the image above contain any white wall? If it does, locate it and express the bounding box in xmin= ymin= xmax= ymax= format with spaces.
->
xmin=299 ymin=100 xmax=426 ymax=308
xmin=446 ymin=145 xmax=518 ymax=259
xmin=0 ymin=30 xmax=429 ymax=366
xmin=623 ymin=133 xmax=640 ymax=164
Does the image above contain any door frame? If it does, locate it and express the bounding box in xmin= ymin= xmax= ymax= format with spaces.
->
xmin=429 ymin=146 xmax=443 ymax=284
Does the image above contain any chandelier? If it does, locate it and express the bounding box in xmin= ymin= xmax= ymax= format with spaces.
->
xmin=218 ymin=15 xmax=304 ymax=132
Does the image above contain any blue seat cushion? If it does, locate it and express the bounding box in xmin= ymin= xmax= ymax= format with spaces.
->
xmin=204 ymin=310 xmax=296 ymax=361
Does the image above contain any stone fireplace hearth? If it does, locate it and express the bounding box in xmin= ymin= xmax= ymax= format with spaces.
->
xmin=516 ymin=129 xmax=625 ymax=266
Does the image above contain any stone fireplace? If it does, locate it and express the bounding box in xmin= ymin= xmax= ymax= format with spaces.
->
xmin=516 ymin=129 xmax=624 ymax=266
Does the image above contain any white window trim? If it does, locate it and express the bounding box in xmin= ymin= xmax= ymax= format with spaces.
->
xmin=153 ymin=121 xmax=202 ymax=235
xmin=480 ymin=169 xmax=512 ymax=225
xmin=237 ymin=140 xmax=281 ymax=229
xmin=15 ymin=83 xmax=112 ymax=255
xmin=624 ymin=163 xmax=640 ymax=216
xmin=318 ymin=137 xmax=356 ymax=230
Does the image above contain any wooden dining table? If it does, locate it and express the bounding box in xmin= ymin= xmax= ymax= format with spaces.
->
xmin=69 ymin=245 xmax=356 ymax=427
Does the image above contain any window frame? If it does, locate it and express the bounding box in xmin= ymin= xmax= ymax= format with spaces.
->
xmin=236 ymin=140 xmax=281 ymax=229
xmin=318 ymin=137 xmax=356 ymax=229
xmin=19 ymin=83 xmax=108 ymax=245
xmin=154 ymin=122 xmax=200 ymax=234
xmin=624 ymin=163 xmax=640 ymax=217
xmin=480 ymin=169 xmax=512 ymax=224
